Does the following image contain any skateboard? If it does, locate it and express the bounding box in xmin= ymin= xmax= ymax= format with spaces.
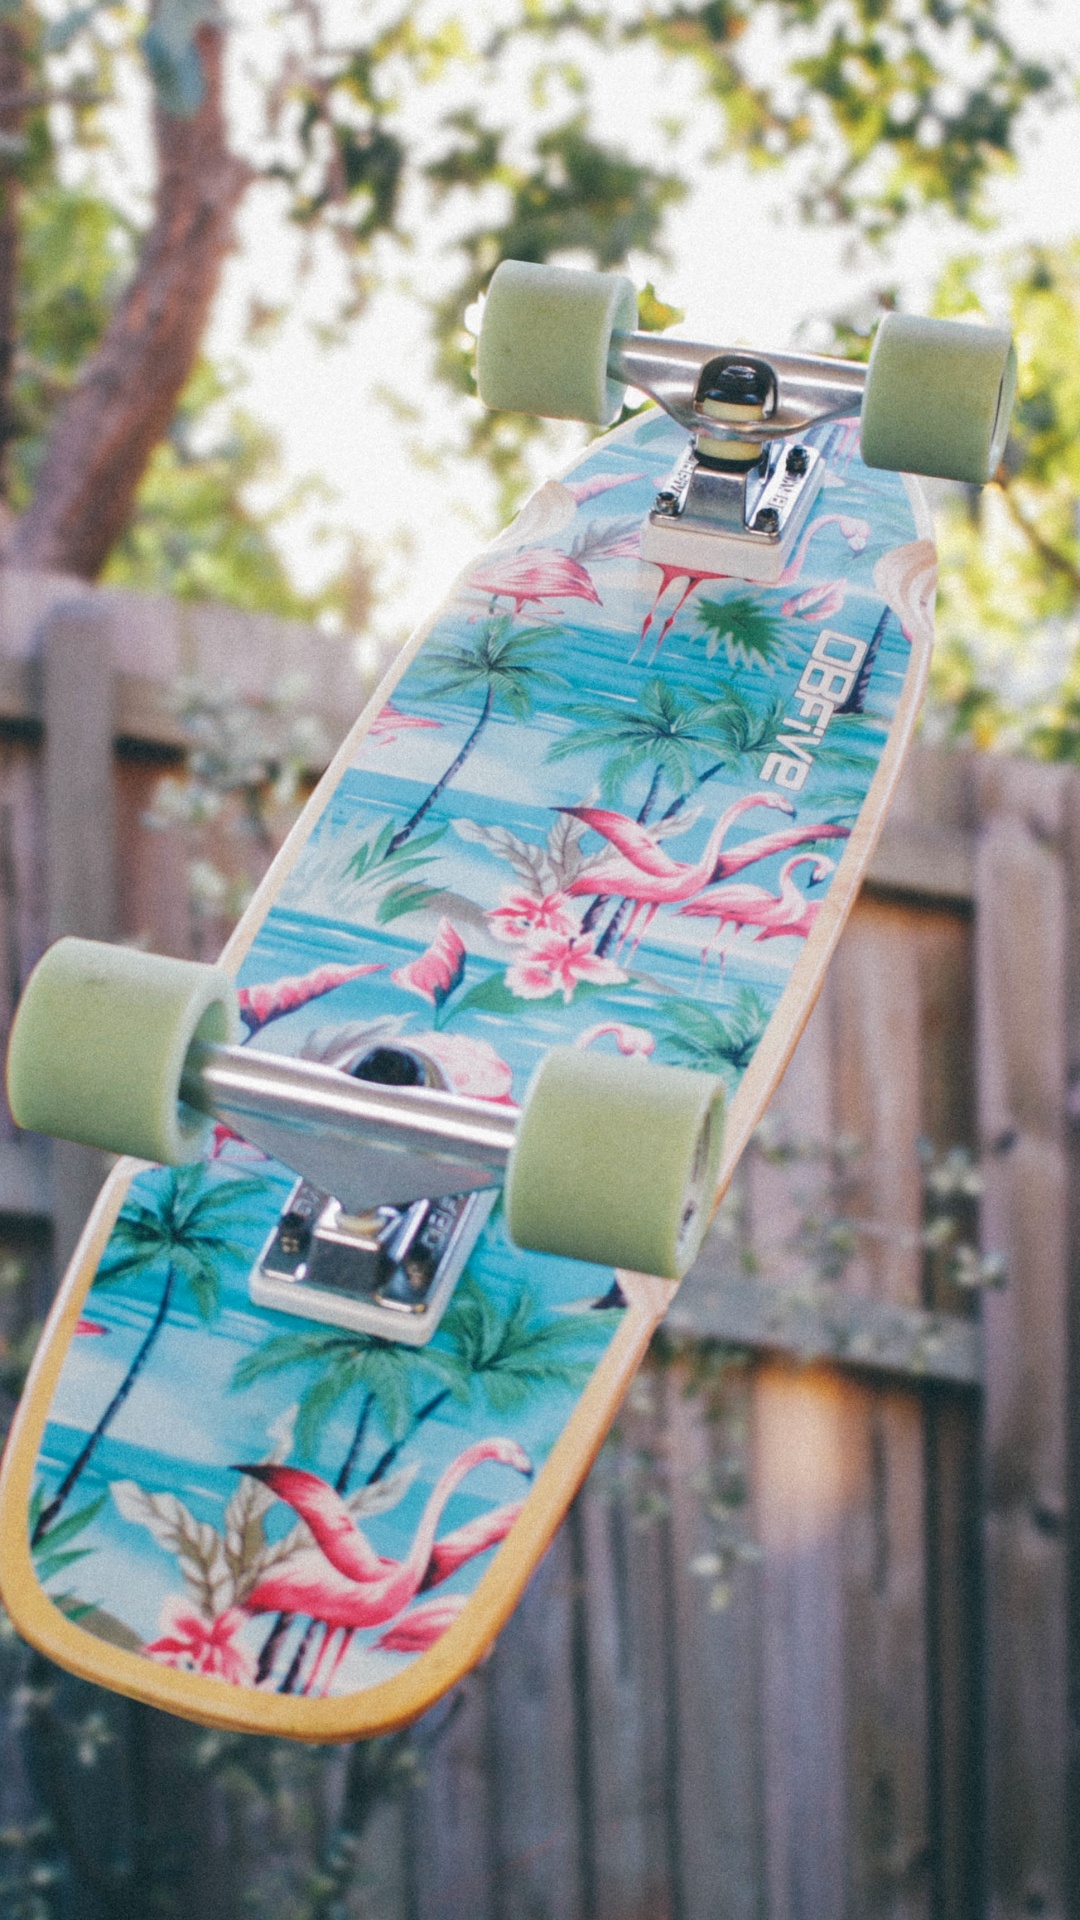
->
xmin=0 ymin=263 xmax=1014 ymax=1739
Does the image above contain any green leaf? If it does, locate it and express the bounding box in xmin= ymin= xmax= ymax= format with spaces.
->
xmin=37 ymin=1546 xmax=94 ymax=1581
xmin=55 ymin=1596 xmax=100 ymax=1624
xmin=32 ymin=1491 xmax=108 ymax=1553
xmin=448 ymin=971 xmax=527 ymax=1018
xmin=376 ymin=881 xmax=442 ymax=924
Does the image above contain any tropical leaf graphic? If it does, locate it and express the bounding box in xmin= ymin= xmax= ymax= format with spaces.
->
xmin=695 ymin=595 xmax=789 ymax=672
xmin=659 ymin=989 xmax=771 ymax=1080
xmin=344 ymin=1460 xmax=420 ymax=1522
xmin=30 ymin=1487 xmax=108 ymax=1586
xmin=453 ymin=811 xmax=590 ymax=898
xmin=112 ymin=1482 xmax=235 ymax=1621
xmin=222 ymin=1470 xmax=279 ymax=1597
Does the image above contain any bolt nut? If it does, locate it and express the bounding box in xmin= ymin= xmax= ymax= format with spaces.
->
xmin=786 ymin=445 xmax=810 ymax=475
xmin=752 ymin=506 xmax=781 ymax=535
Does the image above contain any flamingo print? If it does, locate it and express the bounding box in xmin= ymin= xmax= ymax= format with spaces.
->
xmin=637 ymin=560 xmax=729 ymax=658
xmin=778 ymin=513 xmax=870 ymax=621
xmin=493 ymin=471 xmax=644 ymax=551
xmin=238 ymin=1437 xmax=532 ymax=1695
xmin=467 ymin=547 xmax=602 ymax=614
xmin=368 ymin=705 xmax=441 ymax=748
xmin=563 ymin=794 xmax=849 ymax=956
xmin=676 ymin=852 xmax=836 ymax=976
xmin=639 ymin=509 xmax=872 ymax=656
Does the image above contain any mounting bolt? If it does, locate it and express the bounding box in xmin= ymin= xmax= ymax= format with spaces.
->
xmin=752 ymin=506 xmax=780 ymax=535
xmin=786 ymin=444 xmax=810 ymax=475
xmin=654 ymin=489 xmax=680 ymax=517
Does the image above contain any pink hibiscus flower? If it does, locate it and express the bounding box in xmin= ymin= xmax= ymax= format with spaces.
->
xmin=391 ymin=919 xmax=466 ymax=1009
xmin=505 ymin=932 xmax=627 ymax=1004
xmin=144 ymin=1600 xmax=255 ymax=1687
xmin=487 ymin=890 xmax=578 ymax=945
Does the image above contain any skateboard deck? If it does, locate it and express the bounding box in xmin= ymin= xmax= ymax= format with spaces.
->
xmin=0 ymin=402 xmax=936 ymax=1739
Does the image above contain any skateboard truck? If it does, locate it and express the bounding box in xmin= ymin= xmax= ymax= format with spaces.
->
xmin=6 ymin=939 xmax=726 ymax=1345
xmin=476 ymin=259 xmax=1018 ymax=585
xmin=611 ymin=333 xmax=852 ymax=582
xmin=252 ymin=1179 xmax=498 ymax=1346
xmin=182 ymin=1038 xmax=515 ymax=1344
xmin=180 ymin=1035 xmax=716 ymax=1342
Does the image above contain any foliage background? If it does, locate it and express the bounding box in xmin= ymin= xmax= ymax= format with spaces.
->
xmin=0 ymin=1 xmax=1078 ymax=1911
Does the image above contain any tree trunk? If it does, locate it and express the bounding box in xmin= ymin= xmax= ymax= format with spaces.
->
xmin=0 ymin=13 xmax=31 ymax=509
xmin=32 ymin=1264 xmax=177 ymax=1544
xmin=385 ymin=688 xmax=495 ymax=855
xmin=10 ymin=23 xmax=251 ymax=578
xmin=838 ymin=603 xmax=890 ymax=716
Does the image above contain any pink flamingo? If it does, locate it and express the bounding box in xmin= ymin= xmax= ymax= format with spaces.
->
xmin=239 ymin=1437 xmax=532 ymax=1694
xmin=638 ymin=508 xmax=872 ymax=657
xmin=467 ymin=547 xmax=601 ymax=614
xmin=778 ymin=512 xmax=869 ymax=621
xmin=677 ymin=852 xmax=836 ymax=976
xmin=368 ymin=705 xmax=441 ymax=747
xmin=637 ymin=560 xmax=729 ymax=658
xmin=496 ymin=471 xmax=644 ymax=550
xmin=563 ymin=794 xmax=849 ymax=955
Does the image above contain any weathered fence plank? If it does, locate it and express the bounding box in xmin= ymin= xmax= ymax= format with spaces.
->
xmin=1065 ymin=777 xmax=1080 ymax=1920
xmin=483 ymin=1523 xmax=588 ymax=1920
xmin=975 ymin=759 xmax=1071 ymax=1920
xmin=408 ymin=1681 xmax=500 ymax=1920
xmin=576 ymin=1443 xmax=675 ymax=1920
xmin=664 ymin=1364 xmax=765 ymax=1920
xmin=42 ymin=599 xmax=119 ymax=1272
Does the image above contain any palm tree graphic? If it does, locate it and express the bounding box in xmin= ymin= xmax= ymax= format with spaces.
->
xmin=694 ymin=594 xmax=788 ymax=673
xmin=32 ymin=1165 xmax=266 ymax=1547
xmin=550 ymin=676 xmax=716 ymax=828
xmin=551 ymin=678 xmax=792 ymax=951
xmin=386 ymin=615 xmax=562 ymax=854
xmin=660 ymin=989 xmax=772 ymax=1082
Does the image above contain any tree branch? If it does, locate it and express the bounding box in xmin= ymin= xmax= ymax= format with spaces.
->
xmin=0 ymin=85 xmax=101 ymax=115
xmin=10 ymin=24 xmax=252 ymax=578
xmin=997 ymin=473 xmax=1080 ymax=597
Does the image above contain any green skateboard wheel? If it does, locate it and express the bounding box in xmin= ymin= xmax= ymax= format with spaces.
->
xmin=6 ymin=937 xmax=239 ymax=1164
xmin=505 ymin=1048 xmax=724 ymax=1280
xmin=860 ymin=311 xmax=1016 ymax=484
xmin=477 ymin=259 xmax=639 ymax=426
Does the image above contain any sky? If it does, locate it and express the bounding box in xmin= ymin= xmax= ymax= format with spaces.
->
xmin=190 ymin=1 xmax=1080 ymax=661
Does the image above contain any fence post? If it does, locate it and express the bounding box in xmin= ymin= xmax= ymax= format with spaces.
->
xmin=975 ymin=757 xmax=1070 ymax=1919
xmin=1063 ymin=775 xmax=1080 ymax=1920
xmin=40 ymin=598 xmax=118 ymax=1276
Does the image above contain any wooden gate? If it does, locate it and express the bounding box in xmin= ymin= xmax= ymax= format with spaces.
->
xmin=0 ymin=583 xmax=1073 ymax=1920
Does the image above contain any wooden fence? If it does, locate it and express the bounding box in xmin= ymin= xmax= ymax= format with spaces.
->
xmin=0 ymin=579 xmax=1074 ymax=1920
